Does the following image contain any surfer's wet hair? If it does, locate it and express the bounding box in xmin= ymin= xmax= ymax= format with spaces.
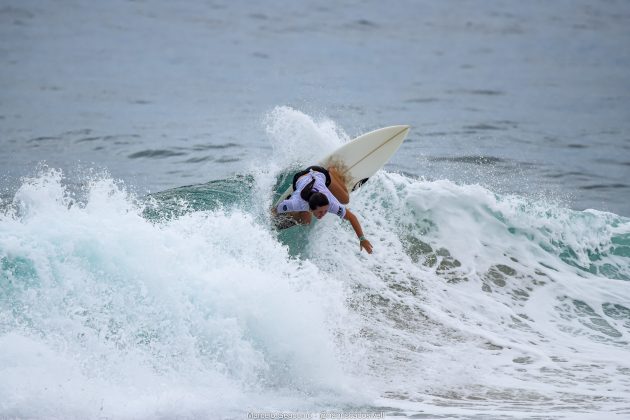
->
xmin=309 ymin=192 xmax=329 ymax=210
xmin=300 ymin=178 xmax=329 ymax=210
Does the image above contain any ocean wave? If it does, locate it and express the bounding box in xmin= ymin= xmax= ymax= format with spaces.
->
xmin=1 ymin=165 xmax=629 ymax=418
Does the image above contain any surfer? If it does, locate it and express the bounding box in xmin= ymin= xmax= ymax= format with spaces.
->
xmin=272 ymin=166 xmax=373 ymax=254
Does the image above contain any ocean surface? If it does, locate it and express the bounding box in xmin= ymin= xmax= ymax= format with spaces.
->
xmin=1 ymin=1 xmax=630 ymax=419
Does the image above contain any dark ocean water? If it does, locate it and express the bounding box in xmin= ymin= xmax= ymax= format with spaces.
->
xmin=1 ymin=0 xmax=629 ymax=215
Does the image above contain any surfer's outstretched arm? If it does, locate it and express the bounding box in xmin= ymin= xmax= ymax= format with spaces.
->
xmin=344 ymin=209 xmax=373 ymax=254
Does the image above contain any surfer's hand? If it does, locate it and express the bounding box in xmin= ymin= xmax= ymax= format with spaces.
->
xmin=360 ymin=238 xmax=373 ymax=254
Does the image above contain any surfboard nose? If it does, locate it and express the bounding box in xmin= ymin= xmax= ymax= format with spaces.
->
xmin=389 ymin=125 xmax=411 ymax=137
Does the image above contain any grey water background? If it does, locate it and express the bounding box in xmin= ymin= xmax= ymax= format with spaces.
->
xmin=1 ymin=0 xmax=629 ymax=216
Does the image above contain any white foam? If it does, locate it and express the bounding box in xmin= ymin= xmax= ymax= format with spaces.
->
xmin=0 ymin=168 xmax=364 ymax=418
xmin=264 ymin=106 xmax=349 ymax=169
xmin=1 ymin=154 xmax=629 ymax=418
xmin=301 ymin=170 xmax=630 ymax=414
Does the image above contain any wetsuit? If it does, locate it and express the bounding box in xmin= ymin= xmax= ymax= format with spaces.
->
xmin=276 ymin=167 xmax=346 ymax=218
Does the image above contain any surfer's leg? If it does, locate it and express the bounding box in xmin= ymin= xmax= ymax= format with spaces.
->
xmin=327 ymin=167 xmax=349 ymax=204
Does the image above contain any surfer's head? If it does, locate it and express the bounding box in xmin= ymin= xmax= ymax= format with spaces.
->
xmin=300 ymin=177 xmax=330 ymax=219
xmin=309 ymin=193 xmax=329 ymax=219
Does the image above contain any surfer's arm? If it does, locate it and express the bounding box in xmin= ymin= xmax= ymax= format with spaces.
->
xmin=344 ymin=209 xmax=373 ymax=254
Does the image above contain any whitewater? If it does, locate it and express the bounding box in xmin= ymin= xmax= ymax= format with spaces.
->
xmin=1 ymin=110 xmax=629 ymax=419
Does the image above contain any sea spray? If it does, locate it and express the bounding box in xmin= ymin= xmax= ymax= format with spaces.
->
xmin=304 ymin=171 xmax=630 ymax=410
xmin=264 ymin=106 xmax=350 ymax=170
xmin=0 ymin=168 xmax=364 ymax=419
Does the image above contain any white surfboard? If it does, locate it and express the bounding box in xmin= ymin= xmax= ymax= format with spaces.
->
xmin=274 ymin=125 xmax=410 ymax=207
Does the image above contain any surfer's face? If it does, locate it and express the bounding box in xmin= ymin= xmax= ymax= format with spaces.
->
xmin=312 ymin=205 xmax=329 ymax=219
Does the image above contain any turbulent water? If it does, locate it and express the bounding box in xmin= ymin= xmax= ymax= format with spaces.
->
xmin=2 ymin=0 xmax=630 ymax=418
xmin=2 ymin=114 xmax=630 ymax=419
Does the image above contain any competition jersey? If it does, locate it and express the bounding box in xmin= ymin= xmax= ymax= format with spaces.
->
xmin=276 ymin=171 xmax=347 ymax=219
